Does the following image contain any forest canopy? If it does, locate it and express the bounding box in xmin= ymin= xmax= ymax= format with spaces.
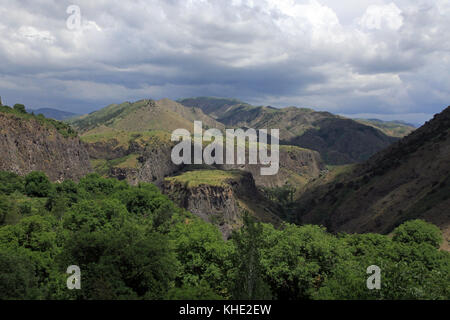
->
xmin=0 ymin=171 xmax=448 ymax=300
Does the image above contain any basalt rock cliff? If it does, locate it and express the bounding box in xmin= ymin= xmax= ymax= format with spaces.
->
xmin=0 ymin=112 xmax=91 ymax=181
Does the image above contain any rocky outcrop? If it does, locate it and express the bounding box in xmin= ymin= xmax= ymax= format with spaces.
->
xmin=86 ymin=137 xmax=182 ymax=185
xmin=137 ymin=146 xmax=181 ymax=183
xmin=162 ymin=180 xmax=240 ymax=238
xmin=161 ymin=171 xmax=281 ymax=238
xmin=218 ymin=146 xmax=325 ymax=188
xmin=0 ymin=112 xmax=91 ymax=181
xmin=83 ymin=140 xmax=128 ymax=160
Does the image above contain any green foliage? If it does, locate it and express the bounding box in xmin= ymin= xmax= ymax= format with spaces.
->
xmin=261 ymin=185 xmax=297 ymax=221
xmin=260 ymin=223 xmax=348 ymax=299
xmin=0 ymin=171 xmax=24 ymax=195
xmin=166 ymin=281 xmax=223 ymax=300
xmin=0 ymin=195 xmax=16 ymax=225
xmin=314 ymin=233 xmax=450 ymax=300
xmin=59 ymin=224 xmax=177 ymax=299
xmin=13 ymin=104 xmax=27 ymax=114
xmin=230 ymin=213 xmax=272 ymax=300
xmin=169 ymin=212 xmax=232 ymax=298
xmin=0 ymin=170 xmax=448 ymax=300
xmin=0 ymin=103 xmax=77 ymax=138
xmin=118 ymin=183 xmax=176 ymax=232
xmin=78 ymin=173 xmax=128 ymax=198
xmin=393 ymin=219 xmax=443 ymax=248
xmin=0 ymin=248 xmax=39 ymax=299
xmin=25 ymin=171 xmax=52 ymax=197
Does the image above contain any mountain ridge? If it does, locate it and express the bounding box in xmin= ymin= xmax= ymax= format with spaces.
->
xmin=295 ymin=106 xmax=450 ymax=250
xmin=27 ymin=108 xmax=79 ymax=120
xmin=179 ymin=97 xmax=398 ymax=165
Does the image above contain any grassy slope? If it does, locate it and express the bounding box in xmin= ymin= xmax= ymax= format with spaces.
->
xmin=70 ymin=99 xmax=224 ymax=135
xmin=1 ymin=105 xmax=78 ymax=138
xmin=356 ymin=119 xmax=416 ymax=138
xmin=165 ymin=169 xmax=244 ymax=188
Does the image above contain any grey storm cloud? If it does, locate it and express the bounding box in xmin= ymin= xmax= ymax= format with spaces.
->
xmin=0 ymin=0 xmax=449 ymax=124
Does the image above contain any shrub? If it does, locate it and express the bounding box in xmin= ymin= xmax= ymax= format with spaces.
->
xmin=0 ymin=171 xmax=24 ymax=195
xmin=13 ymin=104 xmax=27 ymax=114
xmin=24 ymin=171 xmax=52 ymax=198
xmin=393 ymin=219 xmax=443 ymax=248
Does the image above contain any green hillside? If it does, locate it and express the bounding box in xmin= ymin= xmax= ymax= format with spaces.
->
xmin=356 ymin=118 xmax=416 ymax=138
xmin=69 ymin=98 xmax=224 ymax=135
xmin=179 ymin=97 xmax=398 ymax=165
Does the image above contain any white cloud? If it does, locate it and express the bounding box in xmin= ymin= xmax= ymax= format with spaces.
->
xmin=0 ymin=0 xmax=448 ymax=122
xmin=17 ymin=26 xmax=56 ymax=43
xmin=359 ymin=3 xmax=403 ymax=30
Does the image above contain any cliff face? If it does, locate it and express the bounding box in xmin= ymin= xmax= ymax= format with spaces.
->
xmin=161 ymin=170 xmax=281 ymax=238
xmin=162 ymin=180 xmax=240 ymax=238
xmin=218 ymin=146 xmax=325 ymax=188
xmin=0 ymin=113 xmax=91 ymax=181
xmin=86 ymin=136 xmax=182 ymax=185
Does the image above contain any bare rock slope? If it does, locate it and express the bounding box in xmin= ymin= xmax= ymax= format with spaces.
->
xmin=0 ymin=112 xmax=91 ymax=181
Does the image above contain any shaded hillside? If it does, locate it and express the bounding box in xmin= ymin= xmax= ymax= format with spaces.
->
xmin=161 ymin=169 xmax=282 ymax=238
xmin=287 ymin=118 xmax=398 ymax=164
xmin=356 ymin=118 xmax=416 ymax=138
xmin=295 ymin=106 xmax=450 ymax=250
xmin=178 ymin=97 xmax=247 ymax=119
xmin=179 ymin=97 xmax=397 ymax=165
xmin=0 ymin=107 xmax=91 ymax=182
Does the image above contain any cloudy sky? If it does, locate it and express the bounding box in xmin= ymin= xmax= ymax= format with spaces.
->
xmin=0 ymin=0 xmax=449 ymax=124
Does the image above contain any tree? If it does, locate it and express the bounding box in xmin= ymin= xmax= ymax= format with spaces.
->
xmin=0 ymin=195 xmax=19 ymax=226
xmin=24 ymin=171 xmax=52 ymax=197
xmin=13 ymin=103 xmax=27 ymax=114
xmin=0 ymin=171 xmax=24 ymax=195
xmin=230 ymin=213 xmax=272 ymax=300
xmin=59 ymin=223 xmax=177 ymax=300
xmin=166 ymin=281 xmax=223 ymax=300
xmin=169 ymin=212 xmax=231 ymax=297
xmin=0 ymin=248 xmax=39 ymax=299
xmin=393 ymin=220 xmax=443 ymax=248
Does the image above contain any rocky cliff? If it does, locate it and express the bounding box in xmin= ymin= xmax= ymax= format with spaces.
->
xmin=218 ymin=145 xmax=325 ymax=188
xmin=85 ymin=131 xmax=182 ymax=185
xmin=0 ymin=112 xmax=91 ymax=181
xmin=161 ymin=170 xmax=281 ymax=238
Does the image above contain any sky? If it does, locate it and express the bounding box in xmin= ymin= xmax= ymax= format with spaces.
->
xmin=0 ymin=0 xmax=449 ymax=125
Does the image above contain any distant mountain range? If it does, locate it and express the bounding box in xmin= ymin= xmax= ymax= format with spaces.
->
xmin=27 ymin=108 xmax=79 ymax=120
xmin=355 ymin=118 xmax=417 ymax=138
xmin=179 ymin=97 xmax=401 ymax=164
xmin=29 ymin=99 xmax=419 ymax=169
